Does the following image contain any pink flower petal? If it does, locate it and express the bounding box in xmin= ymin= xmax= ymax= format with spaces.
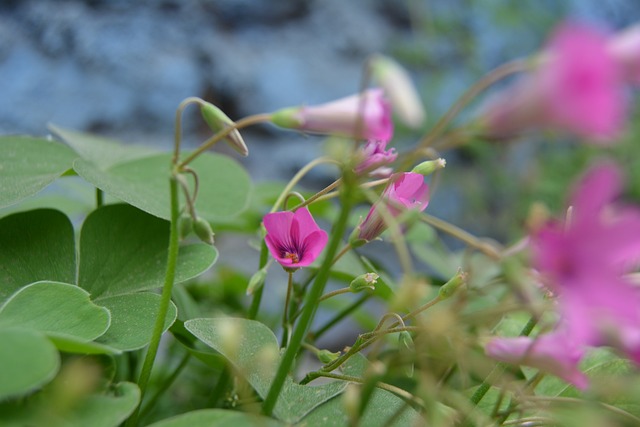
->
xmin=297 ymin=230 xmax=328 ymax=267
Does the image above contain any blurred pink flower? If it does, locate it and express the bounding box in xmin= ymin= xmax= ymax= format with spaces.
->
xmin=532 ymin=164 xmax=640 ymax=361
xmin=357 ymin=172 xmax=429 ymax=242
xmin=264 ymin=208 xmax=328 ymax=269
xmin=481 ymin=22 xmax=626 ymax=143
xmin=609 ymin=24 xmax=640 ymax=85
xmin=354 ymin=139 xmax=397 ymax=177
xmin=486 ymin=332 xmax=588 ymax=390
xmin=271 ymin=89 xmax=393 ymax=141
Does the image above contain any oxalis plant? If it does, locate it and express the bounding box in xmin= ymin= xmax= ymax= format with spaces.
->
xmin=2 ymin=21 xmax=640 ymax=427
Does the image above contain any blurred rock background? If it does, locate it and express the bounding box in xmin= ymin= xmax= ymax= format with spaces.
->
xmin=1 ymin=0 xmax=639 ymax=237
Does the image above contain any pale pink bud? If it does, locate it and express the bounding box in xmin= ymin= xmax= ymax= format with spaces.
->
xmin=271 ymin=89 xmax=393 ymax=141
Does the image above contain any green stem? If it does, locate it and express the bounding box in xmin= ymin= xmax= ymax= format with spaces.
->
xmin=262 ymin=174 xmax=356 ymax=416
xmin=127 ymin=176 xmax=181 ymax=426
xmin=281 ymin=272 xmax=294 ymax=348
xmin=317 ymin=287 xmax=352 ymax=303
xmin=248 ymin=243 xmax=269 ymax=320
xmin=311 ymin=294 xmax=370 ymax=341
xmin=420 ymin=214 xmax=502 ymax=260
xmin=139 ymin=351 xmax=191 ymax=420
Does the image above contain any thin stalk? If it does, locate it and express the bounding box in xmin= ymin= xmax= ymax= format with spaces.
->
xmin=308 ymin=372 xmax=423 ymax=407
xmin=311 ymin=294 xmax=370 ymax=341
xmin=317 ymin=287 xmax=352 ymax=303
xmin=415 ymin=58 xmax=531 ymax=152
xmin=127 ymin=176 xmax=181 ymax=426
xmin=139 ymin=352 xmax=191 ymax=420
xmin=290 ymin=178 xmax=342 ymax=211
xmin=173 ymin=97 xmax=207 ymax=164
xmin=262 ymin=175 xmax=355 ymax=416
xmin=270 ymin=157 xmax=341 ymax=213
xmin=248 ymin=243 xmax=269 ymax=320
xmin=179 ymin=113 xmax=273 ymax=169
xmin=281 ymin=272 xmax=294 ymax=348
xmin=420 ymin=213 xmax=502 ymax=260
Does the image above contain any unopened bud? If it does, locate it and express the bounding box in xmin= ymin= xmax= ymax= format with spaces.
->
xmin=193 ymin=217 xmax=215 ymax=245
xmin=201 ymin=102 xmax=249 ymax=156
xmin=179 ymin=215 xmax=193 ymax=239
xmin=411 ymin=158 xmax=446 ymax=177
xmin=317 ymin=349 xmax=341 ymax=364
xmin=246 ymin=268 xmax=267 ymax=296
xmin=350 ymin=272 xmax=378 ymax=293
xmin=348 ymin=225 xmax=368 ymax=248
xmin=270 ymin=107 xmax=304 ymax=129
xmin=438 ymin=269 xmax=467 ymax=300
xmin=370 ymin=54 xmax=426 ymax=128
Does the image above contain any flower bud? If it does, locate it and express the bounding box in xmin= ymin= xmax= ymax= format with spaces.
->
xmin=317 ymin=349 xmax=341 ymax=364
xmin=246 ymin=268 xmax=268 ymax=296
xmin=398 ymin=331 xmax=414 ymax=351
xmin=411 ymin=158 xmax=446 ymax=177
xmin=200 ymin=102 xmax=249 ymax=156
xmin=193 ymin=217 xmax=215 ymax=245
xmin=270 ymin=89 xmax=393 ymax=141
xmin=348 ymin=225 xmax=368 ymax=248
xmin=179 ymin=214 xmax=193 ymax=239
xmin=370 ymin=54 xmax=426 ymax=128
xmin=349 ymin=272 xmax=378 ymax=293
xmin=438 ymin=269 xmax=467 ymax=300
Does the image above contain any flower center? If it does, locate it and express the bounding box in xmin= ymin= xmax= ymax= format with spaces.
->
xmin=284 ymin=251 xmax=300 ymax=264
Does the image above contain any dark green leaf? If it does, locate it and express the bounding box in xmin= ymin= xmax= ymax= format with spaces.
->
xmin=0 ymin=209 xmax=75 ymax=303
xmin=95 ymin=293 xmax=177 ymax=351
xmin=0 ymin=281 xmax=110 ymax=342
xmin=0 ymin=328 xmax=60 ymax=400
xmin=78 ymin=204 xmax=217 ymax=299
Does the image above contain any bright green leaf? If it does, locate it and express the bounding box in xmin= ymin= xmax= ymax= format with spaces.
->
xmin=185 ymin=317 xmax=346 ymax=423
xmin=95 ymin=293 xmax=177 ymax=351
xmin=49 ymin=124 xmax=159 ymax=169
xmin=0 ymin=328 xmax=60 ymax=400
xmin=78 ymin=204 xmax=217 ymax=299
xmin=73 ymin=151 xmax=251 ymax=221
xmin=48 ymin=335 xmax=121 ymax=355
xmin=0 ymin=281 xmax=110 ymax=342
xmin=0 ymin=209 xmax=75 ymax=303
xmin=0 ymin=136 xmax=77 ymax=209
xmin=146 ymin=409 xmax=285 ymax=427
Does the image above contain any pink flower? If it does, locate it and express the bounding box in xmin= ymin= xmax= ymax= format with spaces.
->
xmin=271 ymin=89 xmax=393 ymax=141
xmin=532 ymin=164 xmax=640 ymax=359
xmin=609 ymin=24 xmax=640 ymax=85
xmin=480 ymin=22 xmax=626 ymax=143
xmin=356 ymin=172 xmax=429 ymax=242
xmin=263 ymin=208 xmax=328 ymax=269
xmin=354 ymin=140 xmax=397 ymax=177
xmin=486 ymin=332 xmax=588 ymax=390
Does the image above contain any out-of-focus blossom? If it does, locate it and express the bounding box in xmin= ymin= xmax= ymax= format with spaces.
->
xmin=609 ymin=24 xmax=640 ymax=85
xmin=479 ymin=22 xmax=626 ymax=143
xmin=486 ymin=332 xmax=588 ymax=389
xmin=487 ymin=164 xmax=640 ymax=388
xmin=263 ymin=208 xmax=328 ymax=270
xmin=532 ymin=164 xmax=640 ymax=360
xmin=271 ymin=89 xmax=393 ymax=141
xmin=370 ymin=54 xmax=426 ymax=128
xmin=356 ymin=172 xmax=429 ymax=242
xmin=354 ymin=139 xmax=397 ymax=177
